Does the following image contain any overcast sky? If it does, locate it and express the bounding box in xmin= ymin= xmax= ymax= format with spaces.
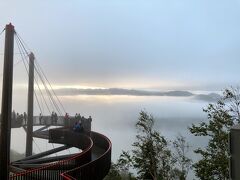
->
xmin=0 ymin=0 xmax=240 ymax=91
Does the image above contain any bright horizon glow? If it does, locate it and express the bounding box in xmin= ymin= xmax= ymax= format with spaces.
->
xmin=12 ymin=80 xmax=193 ymax=91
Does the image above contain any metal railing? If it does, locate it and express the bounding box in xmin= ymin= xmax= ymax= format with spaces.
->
xmin=61 ymin=131 xmax=112 ymax=180
xmin=10 ymin=129 xmax=93 ymax=180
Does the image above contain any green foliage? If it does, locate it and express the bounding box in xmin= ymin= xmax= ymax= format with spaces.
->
xmin=104 ymin=162 xmax=136 ymax=180
xmin=104 ymin=163 xmax=122 ymax=180
xmin=172 ymin=134 xmax=192 ymax=180
xmin=110 ymin=111 xmax=192 ymax=180
xmin=189 ymin=87 xmax=240 ymax=179
xmin=117 ymin=111 xmax=181 ymax=180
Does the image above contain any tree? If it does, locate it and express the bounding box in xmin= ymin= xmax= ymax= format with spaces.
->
xmin=172 ymin=134 xmax=192 ymax=180
xmin=189 ymin=87 xmax=240 ymax=179
xmin=104 ymin=163 xmax=122 ymax=180
xmin=117 ymin=111 xmax=175 ymax=180
xmin=104 ymin=162 xmax=136 ymax=180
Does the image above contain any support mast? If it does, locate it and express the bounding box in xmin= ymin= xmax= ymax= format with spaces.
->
xmin=26 ymin=52 xmax=34 ymax=157
xmin=0 ymin=23 xmax=15 ymax=179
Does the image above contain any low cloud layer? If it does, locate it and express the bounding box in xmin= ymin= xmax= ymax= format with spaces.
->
xmin=55 ymin=88 xmax=221 ymax=102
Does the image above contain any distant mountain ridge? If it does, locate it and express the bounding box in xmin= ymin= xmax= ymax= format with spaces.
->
xmin=194 ymin=93 xmax=221 ymax=102
xmin=55 ymin=88 xmax=221 ymax=102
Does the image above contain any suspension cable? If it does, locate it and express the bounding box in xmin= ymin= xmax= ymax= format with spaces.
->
xmin=15 ymin=35 xmax=49 ymax=114
xmin=15 ymin=31 xmax=68 ymax=157
xmin=0 ymin=28 xmax=5 ymax=37
xmin=16 ymin=31 xmax=66 ymax=114
xmin=35 ymin=60 xmax=67 ymax=113
xmin=15 ymin=37 xmax=45 ymax=154
xmin=33 ymin=138 xmax=42 ymax=153
xmin=15 ymin=35 xmax=59 ymax=156
xmin=15 ymin=32 xmax=65 ymax=116
xmin=33 ymin=64 xmax=63 ymax=116
xmin=14 ymin=31 xmax=31 ymax=52
xmin=35 ymin=75 xmax=45 ymax=114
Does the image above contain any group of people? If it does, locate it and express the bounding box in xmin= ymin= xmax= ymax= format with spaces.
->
xmin=12 ymin=111 xmax=27 ymax=125
xmin=51 ymin=112 xmax=58 ymax=124
xmin=73 ymin=113 xmax=84 ymax=132
xmin=75 ymin=113 xmax=83 ymax=120
xmin=73 ymin=120 xmax=84 ymax=132
xmin=11 ymin=111 xmax=92 ymax=131
xmin=72 ymin=113 xmax=92 ymax=133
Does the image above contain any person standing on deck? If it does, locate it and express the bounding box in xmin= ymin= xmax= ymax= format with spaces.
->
xmin=39 ymin=113 xmax=43 ymax=125
xmin=12 ymin=111 xmax=16 ymax=123
xmin=16 ymin=112 xmax=19 ymax=122
xmin=23 ymin=112 xmax=27 ymax=125
xmin=77 ymin=113 xmax=81 ymax=121
xmin=19 ymin=114 xmax=23 ymax=126
xmin=51 ymin=112 xmax=54 ymax=124
xmin=54 ymin=112 xmax=58 ymax=124
xmin=64 ymin=113 xmax=69 ymax=127
xmin=75 ymin=113 xmax=78 ymax=121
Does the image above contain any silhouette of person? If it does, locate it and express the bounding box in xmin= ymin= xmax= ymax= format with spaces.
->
xmin=54 ymin=112 xmax=58 ymax=124
xmin=51 ymin=112 xmax=54 ymax=124
xmin=23 ymin=112 xmax=27 ymax=125
xmin=39 ymin=113 xmax=43 ymax=124
xmin=64 ymin=113 xmax=69 ymax=127
xmin=12 ymin=111 xmax=16 ymax=123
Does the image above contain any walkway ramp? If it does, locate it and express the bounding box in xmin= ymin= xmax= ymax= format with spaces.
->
xmin=10 ymin=126 xmax=111 ymax=180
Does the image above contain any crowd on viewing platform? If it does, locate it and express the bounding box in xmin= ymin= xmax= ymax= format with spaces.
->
xmin=10 ymin=111 xmax=27 ymax=127
xmin=66 ymin=113 xmax=92 ymax=133
xmin=10 ymin=110 xmax=92 ymax=132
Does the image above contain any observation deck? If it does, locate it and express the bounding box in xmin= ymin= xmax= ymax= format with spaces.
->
xmin=9 ymin=116 xmax=112 ymax=180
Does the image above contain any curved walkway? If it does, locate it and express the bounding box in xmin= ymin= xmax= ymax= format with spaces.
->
xmin=9 ymin=121 xmax=112 ymax=180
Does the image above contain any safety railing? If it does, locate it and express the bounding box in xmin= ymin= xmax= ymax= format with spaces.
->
xmin=10 ymin=129 xmax=93 ymax=180
xmin=61 ymin=131 xmax=112 ymax=180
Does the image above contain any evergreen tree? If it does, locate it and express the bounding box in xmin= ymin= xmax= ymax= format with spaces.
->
xmin=104 ymin=163 xmax=122 ymax=180
xmin=117 ymin=111 xmax=175 ymax=180
xmin=189 ymin=87 xmax=240 ymax=179
xmin=104 ymin=162 xmax=136 ymax=180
